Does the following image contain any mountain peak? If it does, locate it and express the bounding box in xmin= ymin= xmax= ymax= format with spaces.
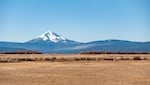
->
xmin=27 ymin=30 xmax=80 ymax=44
xmin=39 ymin=30 xmax=66 ymax=42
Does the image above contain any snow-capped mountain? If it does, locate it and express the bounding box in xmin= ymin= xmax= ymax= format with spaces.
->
xmin=0 ymin=31 xmax=150 ymax=53
xmin=27 ymin=31 xmax=79 ymax=44
xmin=40 ymin=31 xmax=66 ymax=42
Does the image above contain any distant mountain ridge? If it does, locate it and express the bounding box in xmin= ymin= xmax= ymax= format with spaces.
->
xmin=0 ymin=31 xmax=150 ymax=53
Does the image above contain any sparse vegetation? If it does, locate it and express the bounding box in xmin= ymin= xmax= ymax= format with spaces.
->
xmin=0 ymin=54 xmax=150 ymax=63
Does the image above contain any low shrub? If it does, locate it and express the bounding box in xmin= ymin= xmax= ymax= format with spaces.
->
xmin=133 ymin=56 xmax=142 ymax=60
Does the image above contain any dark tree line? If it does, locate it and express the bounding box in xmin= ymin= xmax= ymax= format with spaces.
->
xmin=0 ymin=50 xmax=42 ymax=54
xmin=80 ymin=51 xmax=150 ymax=54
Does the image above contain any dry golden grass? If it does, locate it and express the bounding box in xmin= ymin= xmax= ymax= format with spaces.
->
xmin=0 ymin=54 xmax=150 ymax=85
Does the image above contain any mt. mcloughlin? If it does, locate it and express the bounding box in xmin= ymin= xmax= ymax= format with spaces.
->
xmin=0 ymin=31 xmax=150 ymax=53
xmin=27 ymin=31 xmax=79 ymax=44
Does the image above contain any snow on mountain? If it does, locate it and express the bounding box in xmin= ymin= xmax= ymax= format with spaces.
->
xmin=27 ymin=31 xmax=80 ymax=44
xmin=39 ymin=31 xmax=67 ymax=42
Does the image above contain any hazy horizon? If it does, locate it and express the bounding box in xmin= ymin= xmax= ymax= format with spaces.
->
xmin=0 ymin=0 xmax=149 ymax=42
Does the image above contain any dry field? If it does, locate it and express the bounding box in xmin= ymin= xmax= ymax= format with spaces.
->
xmin=0 ymin=54 xmax=150 ymax=85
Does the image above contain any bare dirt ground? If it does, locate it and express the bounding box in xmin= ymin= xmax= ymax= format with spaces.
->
xmin=0 ymin=57 xmax=150 ymax=85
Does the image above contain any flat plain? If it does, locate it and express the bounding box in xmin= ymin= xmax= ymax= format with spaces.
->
xmin=0 ymin=54 xmax=150 ymax=85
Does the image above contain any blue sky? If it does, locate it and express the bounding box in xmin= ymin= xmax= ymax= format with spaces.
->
xmin=0 ymin=0 xmax=149 ymax=42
